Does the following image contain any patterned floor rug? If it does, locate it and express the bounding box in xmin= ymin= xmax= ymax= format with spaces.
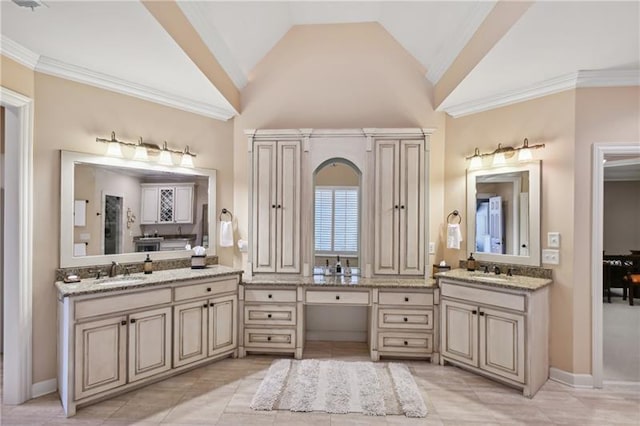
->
xmin=250 ymin=359 xmax=427 ymax=417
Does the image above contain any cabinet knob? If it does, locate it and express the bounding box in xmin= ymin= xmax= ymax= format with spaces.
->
xmin=472 ymin=310 xmax=477 ymax=315
xmin=207 ymin=287 xmax=212 ymax=292
xmin=404 ymin=297 xmax=409 ymax=302
xmin=272 ymin=205 xmax=276 ymax=208
xmin=267 ymin=336 xmax=272 ymax=341
xmin=401 ymin=205 xmax=405 ymax=209
xmin=203 ymin=303 xmax=208 ymax=308
xmin=267 ymin=314 xmax=272 ymax=318
xmin=336 ymin=295 xmax=340 ymax=300
xmin=130 ymin=319 xmax=136 ymax=324
xmin=277 ymin=204 xmax=281 ymax=209
xmin=210 ymin=303 xmax=214 ymax=307
xmin=394 ymin=205 xmax=399 ymax=209
xmin=121 ymin=320 xmax=127 ymax=326
xmin=404 ymin=317 xmax=408 ymax=322
xmin=404 ymin=341 xmax=408 ymax=346
xmin=268 ymin=294 xmax=273 ymax=299
xmin=479 ymin=311 xmax=485 ymax=316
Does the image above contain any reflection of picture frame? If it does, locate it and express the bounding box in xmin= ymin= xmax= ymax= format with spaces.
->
xmin=201 ymin=204 xmax=208 ymax=247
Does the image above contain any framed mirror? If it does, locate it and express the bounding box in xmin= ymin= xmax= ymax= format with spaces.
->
xmin=466 ymin=161 xmax=541 ymax=266
xmin=60 ymin=150 xmax=217 ymax=267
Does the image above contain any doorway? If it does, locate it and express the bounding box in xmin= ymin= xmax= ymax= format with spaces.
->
xmin=591 ymin=143 xmax=640 ymax=387
xmin=103 ymin=194 xmax=123 ymax=255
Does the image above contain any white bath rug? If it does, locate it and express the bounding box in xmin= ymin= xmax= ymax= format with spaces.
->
xmin=250 ymin=359 xmax=427 ymax=417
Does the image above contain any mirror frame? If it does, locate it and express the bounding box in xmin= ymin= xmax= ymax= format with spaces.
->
xmin=60 ymin=150 xmax=217 ymax=267
xmin=466 ymin=160 xmax=541 ymax=266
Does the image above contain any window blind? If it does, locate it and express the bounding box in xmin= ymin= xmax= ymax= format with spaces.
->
xmin=315 ymin=186 xmax=358 ymax=253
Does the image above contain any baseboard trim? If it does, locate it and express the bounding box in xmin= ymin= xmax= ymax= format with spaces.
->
xmin=32 ymin=378 xmax=57 ymax=398
xmin=305 ymin=331 xmax=367 ymax=342
xmin=549 ymin=367 xmax=594 ymax=388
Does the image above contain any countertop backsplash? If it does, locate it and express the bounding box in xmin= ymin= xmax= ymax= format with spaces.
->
xmin=55 ymin=255 xmax=219 ymax=281
xmin=458 ymin=260 xmax=552 ymax=279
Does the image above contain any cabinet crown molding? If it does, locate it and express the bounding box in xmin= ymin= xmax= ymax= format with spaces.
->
xmin=245 ymin=128 xmax=436 ymax=141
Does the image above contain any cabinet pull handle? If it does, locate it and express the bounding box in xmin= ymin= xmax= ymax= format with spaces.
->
xmin=121 ymin=320 xmax=127 ymax=326
xmin=268 ymin=294 xmax=273 ymax=299
xmin=479 ymin=311 xmax=485 ymax=316
xmin=130 ymin=319 xmax=136 ymax=324
xmin=206 ymin=287 xmax=211 ymax=292
xmin=267 ymin=314 xmax=272 ymax=318
xmin=472 ymin=310 xmax=477 ymax=315
xmin=210 ymin=303 xmax=214 ymax=307
xmin=404 ymin=341 xmax=408 ymax=346
xmin=404 ymin=297 xmax=409 ymax=302
xmin=336 ymin=295 xmax=340 ymax=300
xmin=404 ymin=317 xmax=408 ymax=322
xmin=267 ymin=336 xmax=272 ymax=341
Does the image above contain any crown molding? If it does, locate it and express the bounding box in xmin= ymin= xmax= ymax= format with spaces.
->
xmin=425 ymin=2 xmax=495 ymax=85
xmin=0 ymin=35 xmax=40 ymax=70
xmin=441 ymin=69 xmax=640 ymax=118
xmin=178 ymin=1 xmax=248 ymax=90
xmin=35 ymin=56 xmax=236 ymax=121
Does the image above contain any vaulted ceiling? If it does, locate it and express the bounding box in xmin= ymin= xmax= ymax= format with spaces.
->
xmin=1 ymin=1 xmax=638 ymax=120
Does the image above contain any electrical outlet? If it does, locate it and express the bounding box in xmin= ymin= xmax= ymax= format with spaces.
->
xmin=542 ymin=249 xmax=560 ymax=265
xmin=547 ymin=232 xmax=560 ymax=248
xmin=428 ymin=242 xmax=435 ymax=254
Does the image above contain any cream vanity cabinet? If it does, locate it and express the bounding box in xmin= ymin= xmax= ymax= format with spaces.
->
xmin=140 ymin=183 xmax=194 ymax=224
xmin=374 ymin=139 xmax=425 ymax=275
xmin=252 ymin=140 xmax=301 ymax=273
xmin=58 ymin=274 xmax=239 ymax=417
xmin=439 ymin=278 xmax=549 ymax=397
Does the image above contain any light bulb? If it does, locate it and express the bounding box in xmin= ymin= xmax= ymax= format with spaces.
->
xmin=492 ymin=152 xmax=506 ymax=166
xmin=518 ymin=147 xmax=532 ymax=161
xmin=106 ymin=141 xmax=123 ymax=157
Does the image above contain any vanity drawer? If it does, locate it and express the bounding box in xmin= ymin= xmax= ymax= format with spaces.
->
xmin=379 ymin=291 xmax=433 ymax=306
xmin=378 ymin=308 xmax=433 ymax=330
xmin=244 ymin=305 xmax=297 ymax=326
xmin=440 ymin=280 xmax=525 ymax=312
xmin=75 ymin=288 xmax=172 ymax=319
xmin=174 ymin=278 xmax=238 ymax=302
xmin=244 ymin=328 xmax=296 ymax=349
xmin=244 ymin=289 xmax=297 ymax=303
xmin=306 ymin=290 xmax=370 ymax=305
xmin=378 ymin=332 xmax=432 ymax=353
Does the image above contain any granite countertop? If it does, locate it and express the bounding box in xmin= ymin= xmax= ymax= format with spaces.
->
xmin=56 ymin=265 xmax=243 ymax=297
xmin=243 ymin=274 xmax=437 ymax=288
xmin=435 ymin=268 xmax=552 ymax=291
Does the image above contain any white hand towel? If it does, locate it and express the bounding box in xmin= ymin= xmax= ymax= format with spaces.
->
xmin=446 ymin=224 xmax=463 ymax=250
xmin=219 ymin=220 xmax=234 ymax=247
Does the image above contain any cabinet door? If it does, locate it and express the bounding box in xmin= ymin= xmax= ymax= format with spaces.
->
xmin=374 ymin=140 xmax=400 ymax=274
xmin=276 ymin=141 xmax=300 ymax=273
xmin=128 ymin=307 xmax=172 ymax=382
xmin=399 ymin=140 xmax=424 ymax=275
xmin=174 ymin=185 xmax=194 ymax=223
xmin=140 ymin=186 xmax=159 ymax=224
xmin=441 ymin=299 xmax=478 ymax=367
xmin=75 ymin=315 xmax=127 ymax=400
xmin=173 ymin=300 xmax=208 ymax=367
xmin=479 ymin=307 xmax=525 ymax=383
xmin=252 ymin=141 xmax=277 ymax=272
xmin=158 ymin=187 xmax=175 ymax=224
xmin=208 ymin=294 xmax=237 ymax=357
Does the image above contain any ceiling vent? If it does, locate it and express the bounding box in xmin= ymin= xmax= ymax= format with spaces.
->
xmin=11 ymin=0 xmax=47 ymax=11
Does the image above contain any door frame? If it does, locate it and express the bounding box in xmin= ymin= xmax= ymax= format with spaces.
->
xmin=100 ymin=191 xmax=124 ymax=255
xmin=1 ymin=87 xmax=34 ymax=404
xmin=591 ymin=142 xmax=640 ymax=388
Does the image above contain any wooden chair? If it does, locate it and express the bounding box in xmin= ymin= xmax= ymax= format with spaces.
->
xmin=603 ymin=262 xmax=629 ymax=303
xmin=624 ymin=273 xmax=640 ymax=306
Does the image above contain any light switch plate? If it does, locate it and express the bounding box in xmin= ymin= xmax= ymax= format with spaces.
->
xmin=428 ymin=242 xmax=435 ymax=254
xmin=542 ymin=249 xmax=560 ymax=265
xmin=547 ymin=232 xmax=560 ymax=248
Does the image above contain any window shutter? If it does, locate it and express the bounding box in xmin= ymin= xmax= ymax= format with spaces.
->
xmin=315 ymin=186 xmax=358 ymax=254
xmin=314 ymin=188 xmax=333 ymax=252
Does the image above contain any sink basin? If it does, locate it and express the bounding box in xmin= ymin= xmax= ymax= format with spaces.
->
xmin=94 ymin=276 xmax=147 ymax=286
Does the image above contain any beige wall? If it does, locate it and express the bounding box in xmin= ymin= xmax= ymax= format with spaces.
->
xmin=444 ymin=90 xmax=577 ymax=372
xmin=233 ymin=22 xmax=446 ymax=271
xmin=315 ymin=162 xmax=359 ymax=187
xmin=603 ymin=181 xmax=640 ymax=254
xmin=31 ymin=72 xmax=234 ymax=383
xmin=0 ymin=55 xmax=35 ymax=98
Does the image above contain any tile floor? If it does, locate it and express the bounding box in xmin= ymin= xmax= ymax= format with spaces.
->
xmin=1 ymin=342 xmax=639 ymax=425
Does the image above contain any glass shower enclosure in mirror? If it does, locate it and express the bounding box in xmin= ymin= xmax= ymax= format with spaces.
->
xmin=61 ymin=150 xmax=217 ymax=267
xmin=466 ymin=161 xmax=541 ymax=266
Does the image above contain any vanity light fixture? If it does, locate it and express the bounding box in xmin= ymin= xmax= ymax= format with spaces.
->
xmin=466 ymin=138 xmax=545 ymax=168
xmin=158 ymin=141 xmax=174 ymax=166
xmin=180 ymin=146 xmax=195 ymax=168
xmin=133 ymin=137 xmax=149 ymax=161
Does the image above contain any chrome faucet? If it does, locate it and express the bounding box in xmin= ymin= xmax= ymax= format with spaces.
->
xmin=507 ymin=268 xmax=514 ymax=277
xmin=494 ymin=266 xmax=501 ymax=275
xmin=109 ymin=261 xmax=120 ymax=278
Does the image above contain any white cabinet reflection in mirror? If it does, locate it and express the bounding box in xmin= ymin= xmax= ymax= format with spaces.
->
xmin=466 ymin=161 xmax=541 ymax=267
xmin=60 ymin=151 xmax=217 ymax=267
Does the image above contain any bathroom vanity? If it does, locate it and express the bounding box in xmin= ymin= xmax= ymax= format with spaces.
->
xmin=55 ymin=265 xmax=242 ymax=417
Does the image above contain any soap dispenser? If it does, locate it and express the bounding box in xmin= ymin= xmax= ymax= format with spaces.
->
xmin=467 ymin=253 xmax=477 ymax=271
xmin=143 ymin=254 xmax=153 ymax=274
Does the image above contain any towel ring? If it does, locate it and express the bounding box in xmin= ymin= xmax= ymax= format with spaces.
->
xmin=447 ymin=210 xmax=462 ymax=224
xmin=219 ymin=208 xmax=233 ymax=221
